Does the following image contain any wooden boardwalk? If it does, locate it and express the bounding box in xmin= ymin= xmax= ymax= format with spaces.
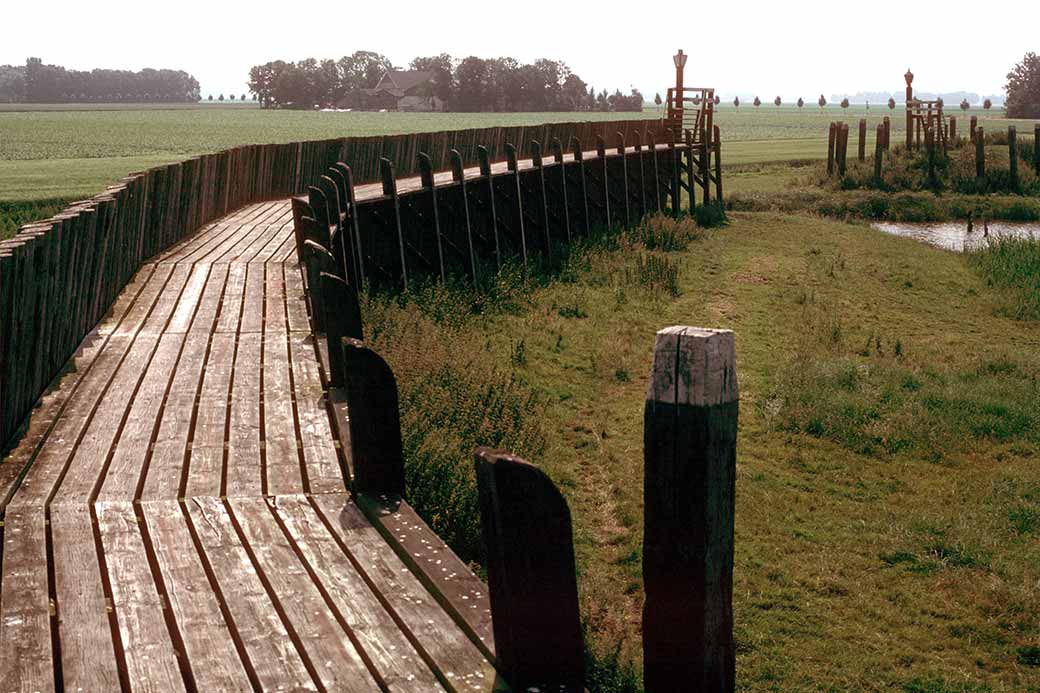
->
xmin=0 ymin=200 xmax=499 ymax=691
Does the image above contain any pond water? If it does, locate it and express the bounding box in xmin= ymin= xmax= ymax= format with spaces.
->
xmin=871 ymin=221 xmax=1040 ymax=252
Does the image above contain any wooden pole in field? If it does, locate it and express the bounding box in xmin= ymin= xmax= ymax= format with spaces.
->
xmin=474 ymin=448 xmax=585 ymax=692
xmin=925 ymin=126 xmax=936 ymax=188
xmin=1008 ymin=126 xmax=1018 ymax=192
xmin=1035 ymin=124 xmax=1040 ymax=173
xmin=905 ymin=69 xmax=914 ymax=150
xmin=713 ymin=125 xmax=724 ymax=206
xmin=970 ymin=115 xmax=978 ymax=141
xmin=837 ymin=123 xmax=849 ymax=177
xmin=827 ymin=123 xmax=836 ymax=176
xmin=883 ymin=116 xmax=891 ymax=151
xmin=858 ymin=118 xmax=867 ymax=161
xmin=949 ymin=116 xmax=957 ymax=143
xmin=643 ymin=326 xmax=738 ymax=693
xmin=874 ymin=124 xmax=884 ymax=184
xmin=976 ymin=127 xmax=986 ymax=179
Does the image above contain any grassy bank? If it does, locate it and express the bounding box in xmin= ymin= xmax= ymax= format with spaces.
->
xmin=364 ymin=211 xmax=1040 ymax=691
xmin=968 ymin=236 xmax=1040 ymax=320
xmin=0 ymin=199 xmax=70 ymax=240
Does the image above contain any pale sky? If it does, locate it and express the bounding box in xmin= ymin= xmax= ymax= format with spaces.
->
xmin=2 ymin=0 xmax=1030 ymax=99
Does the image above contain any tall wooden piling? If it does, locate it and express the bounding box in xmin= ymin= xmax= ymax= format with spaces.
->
xmin=643 ymin=326 xmax=738 ymax=693
xmin=837 ymin=123 xmax=849 ymax=177
xmin=474 ymin=448 xmax=585 ymax=692
xmin=1009 ymin=126 xmax=1018 ymax=192
xmin=1035 ymin=124 xmax=1040 ymax=173
xmin=976 ymin=127 xmax=986 ymax=179
xmin=949 ymin=116 xmax=957 ymax=143
xmin=970 ymin=115 xmax=978 ymax=141
xmin=858 ymin=118 xmax=867 ymax=161
xmin=883 ymin=116 xmax=891 ymax=151
xmin=874 ymin=124 xmax=884 ymax=184
xmin=713 ymin=125 xmax=724 ymax=205
xmin=925 ymin=127 xmax=937 ymax=187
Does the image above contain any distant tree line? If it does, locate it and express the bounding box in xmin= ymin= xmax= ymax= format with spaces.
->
xmin=0 ymin=58 xmax=200 ymax=103
xmin=247 ymin=51 xmax=643 ymax=112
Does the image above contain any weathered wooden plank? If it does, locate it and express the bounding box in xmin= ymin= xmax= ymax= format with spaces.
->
xmin=141 ymin=500 xmax=255 ymax=689
xmin=288 ymin=333 xmax=344 ymax=494
xmin=96 ymin=501 xmax=188 ymax=691
xmin=238 ymin=263 xmax=265 ymax=335
xmin=0 ymin=506 xmax=54 ymax=692
xmin=227 ymin=497 xmax=378 ymax=690
xmin=185 ymin=496 xmax=316 ymax=689
xmin=184 ymin=332 xmax=235 ymax=499
xmin=215 ymin=263 xmax=246 ymax=334
xmin=271 ymin=495 xmax=447 ymax=691
xmin=226 ymin=332 xmax=263 ymax=498
xmin=51 ymin=504 xmax=122 ymax=691
xmin=263 ymin=331 xmax=303 ymax=496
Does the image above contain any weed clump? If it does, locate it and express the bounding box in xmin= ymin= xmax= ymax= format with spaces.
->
xmin=967 ymin=235 xmax=1040 ymax=320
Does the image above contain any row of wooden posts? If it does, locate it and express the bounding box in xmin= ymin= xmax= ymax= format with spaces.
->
xmin=292 ymin=128 xmax=724 ymax=294
xmin=293 ymin=182 xmax=741 ymax=689
xmin=0 ymin=117 xmax=671 ymax=452
xmin=828 ymin=116 xmax=1040 ymax=187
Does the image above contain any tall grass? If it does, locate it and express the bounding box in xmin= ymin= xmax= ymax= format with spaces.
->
xmin=967 ymin=235 xmax=1040 ymax=319
xmin=0 ymin=199 xmax=69 ymax=239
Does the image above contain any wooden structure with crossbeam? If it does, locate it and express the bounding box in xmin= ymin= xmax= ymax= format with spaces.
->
xmin=665 ymin=49 xmax=722 ymax=206
xmin=904 ymin=68 xmax=949 ymax=151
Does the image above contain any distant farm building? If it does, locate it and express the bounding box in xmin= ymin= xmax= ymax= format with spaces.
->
xmin=343 ymin=70 xmax=445 ymax=112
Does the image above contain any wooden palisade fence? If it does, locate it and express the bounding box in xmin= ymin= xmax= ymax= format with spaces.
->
xmin=0 ymin=117 xmax=668 ymax=452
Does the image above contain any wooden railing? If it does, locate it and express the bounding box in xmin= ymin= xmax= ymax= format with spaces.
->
xmin=0 ymin=117 xmax=667 ymax=451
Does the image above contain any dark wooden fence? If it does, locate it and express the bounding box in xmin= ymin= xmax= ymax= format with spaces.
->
xmin=0 ymin=117 xmax=666 ymax=451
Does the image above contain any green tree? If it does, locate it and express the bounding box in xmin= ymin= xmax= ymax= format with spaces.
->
xmin=654 ymin=92 xmax=662 ymax=106
xmin=888 ymin=97 xmax=896 ymax=110
xmin=774 ymin=95 xmax=781 ymax=111
xmin=1005 ymin=52 xmax=1040 ymax=118
xmin=797 ymin=96 xmax=804 ymax=109
xmin=410 ymin=53 xmax=454 ymax=104
xmin=818 ymin=94 xmax=827 ymax=111
xmin=753 ymin=95 xmax=761 ymax=110
xmin=733 ymin=96 xmax=739 ymax=108
xmin=983 ymin=98 xmax=993 ymax=110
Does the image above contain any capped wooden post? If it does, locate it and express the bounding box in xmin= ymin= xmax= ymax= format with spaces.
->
xmin=320 ymin=272 xmax=362 ymax=388
xmin=1009 ymin=126 xmax=1019 ymax=192
xmin=474 ymin=448 xmax=584 ymax=692
xmin=905 ymin=69 xmax=915 ymax=150
xmin=858 ymin=118 xmax=867 ymax=161
xmin=874 ymin=124 xmax=884 ymax=184
xmin=341 ymin=338 xmax=405 ymax=496
xmin=643 ymin=327 xmax=738 ymax=692
xmin=976 ymin=127 xmax=986 ymax=179
xmin=714 ymin=125 xmax=723 ymax=205
xmin=827 ymin=123 xmax=836 ymax=176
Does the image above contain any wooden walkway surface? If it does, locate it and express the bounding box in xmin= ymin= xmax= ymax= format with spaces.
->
xmin=0 ymin=200 xmax=499 ymax=691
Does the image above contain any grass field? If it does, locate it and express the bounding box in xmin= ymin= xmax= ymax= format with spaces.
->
xmin=365 ymin=212 xmax=1040 ymax=691
xmin=0 ymin=102 xmax=1028 ymax=205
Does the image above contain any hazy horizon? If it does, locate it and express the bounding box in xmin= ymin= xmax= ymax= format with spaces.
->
xmin=3 ymin=0 xmax=1030 ymax=101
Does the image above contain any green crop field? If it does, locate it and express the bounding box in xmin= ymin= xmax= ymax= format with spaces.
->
xmin=0 ymin=102 xmax=1027 ymax=206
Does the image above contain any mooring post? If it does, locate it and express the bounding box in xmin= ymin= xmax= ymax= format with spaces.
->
xmin=976 ymin=127 xmax=986 ymax=179
xmin=643 ymin=326 xmax=738 ymax=693
xmin=379 ymin=158 xmax=408 ymax=291
xmin=340 ymin=338 xmax=406 ymax=496
xmin=905 ymin=69 xmax=915 ymax=150
xmin=1009 ymin=126 xmax=1019 ymax=192
xmin=474 ymin=447 xmax=585 ymax=692
xmin=874 ymin=123 xmax=884 ymax=184
xmin=320 ymin=272 xmax=362 ymax=388
xmin=858 ymin=118 xmax=867 ymax=161
xmin=827 ymin=122 xmax=836 ymax=176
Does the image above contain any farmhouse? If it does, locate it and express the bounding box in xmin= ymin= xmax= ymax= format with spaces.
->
xmin=358 ymin=69 xmax=445 ymax=112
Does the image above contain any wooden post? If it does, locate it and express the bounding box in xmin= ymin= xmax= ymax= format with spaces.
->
xmin=616 ymin=132 xmax=631 ymax=228
xmin=340 ymin=338 xmax=406 ymax=496
xmin=632 ymin=130 xmax=647 ymax=220
xmin=643 ymin=327 xmax=738 ymax=693
xmin=858 ymin=118 xmax=867 ymax=161
xmin=302 ymin=239 xmax=336 ymax=333
xmin=713 ymin=125 xmax=723 ymax=206
xmin=505 ymin=143 xmax=529 ymax=272
xmin=827 ymin=123 xmax=836 ymax=176
xmin=667 ymin=136 xmax=681 ymax=218
xmin=925 ymin=126 xmax=936 ymax=187
xmin=976 ymin=127 xmax=986 ymax=179
xmin=949 ymin=116 xmax=957 ymax=143
xmin=418 ymin=153 xmax=446 ymax=282
xmin=883 ymin=116 xmax=891 ymax=152
xmin=477 ymin=146 xmax=502 ymax=269
xmin=596 ymin=136 xmax=613 ymax=229
xmin=450 ymin=149 xmax=479 ymax=284
xmin=837 ymin=123 xmax=849 ymax=177
xmin=474 ymin=448 xmax=585 ymax=692
xmin=551 ymin=138 xmax=572 ymax=243
xmin=570 ymin=137 xmax=591 ymax=235
xmin=970 ymin=115 xmax=978 ymax=142
xmin=905 ymin=70 xmax=915 ymax=150
xmin=335 ymin=163 xmax=365 ymax=287
xmin=874 ymin=124 xmax=884 ymax=184
xmin=699 ymin=136 xmax=711 ymax=206
xmin=1009 ymin=126 xmax=1019 ymax=192
xmin=1035 ymin=124 xmax=1040 ymax=173
xmin=320 ymin=272 xmax=362 ymax=388
xmin=647 ymin=131 xmax=662 ymax=213
xmin=530 ymin=140 xmax=553 ymax=259
xmin=380 ymin=158 xmax=408 ymax=291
